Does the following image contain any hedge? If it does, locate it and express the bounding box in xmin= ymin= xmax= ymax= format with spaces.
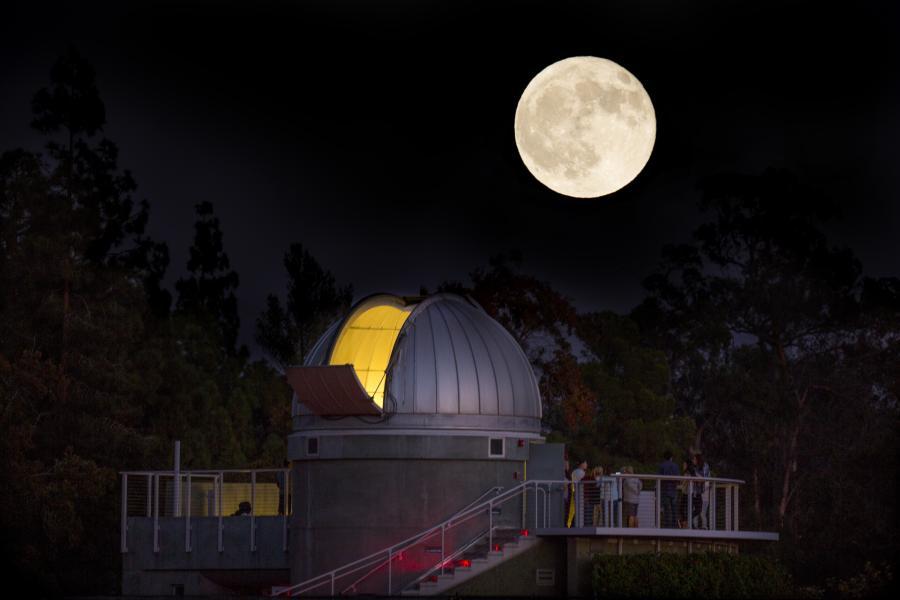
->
xmin=592 ymin=552 xmax=795 ymax=598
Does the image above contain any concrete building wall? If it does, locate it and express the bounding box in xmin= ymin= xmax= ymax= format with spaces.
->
xmin=288 ymin=433 xmax=531 ymax=584
xmin=121 ymin=516 xmax=290 ymax=595
xmin=447 ymin=538 xmax=568 ymax=597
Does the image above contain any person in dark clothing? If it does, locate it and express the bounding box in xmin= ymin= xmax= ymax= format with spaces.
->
xmin=658 ymin=450 xmax=680 ymax=528
xmin=277 ymin=459 xmax=290 ymax=516
xmin=676 ymin=460 xmax=691 ymax=528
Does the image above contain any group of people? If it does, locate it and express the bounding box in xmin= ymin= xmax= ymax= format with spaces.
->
xmin=564 ymin=460 xmax=644 ymax=528
xmin=563 ymin=451 xmax=713 ymax=530
xmin=659 ymin=450 xmax=712 ymax=529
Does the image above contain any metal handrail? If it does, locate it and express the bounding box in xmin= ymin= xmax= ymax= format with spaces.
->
xmin=400 ymin=527 xmax=492 ymax=593
xmin=338 ymin=486 xmax=504 ymax=594
xmin=121 ymin=468 xmax=289 ymax=475
xmin=275 ymin=482 xmax=532 ymax=597
xmin=455 ymin=486 xmax=504 ymax=515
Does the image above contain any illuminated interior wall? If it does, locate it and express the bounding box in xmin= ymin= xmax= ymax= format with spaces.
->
xmin=329 ymin=300 xmax=414 ymax=407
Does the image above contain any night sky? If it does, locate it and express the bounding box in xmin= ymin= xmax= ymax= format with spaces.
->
xmin=2 ymin=0 xmax=898 ymax=352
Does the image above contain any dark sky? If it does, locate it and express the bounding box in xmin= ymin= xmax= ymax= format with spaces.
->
xmin=2 ymin=0 xmax=899 ymax=352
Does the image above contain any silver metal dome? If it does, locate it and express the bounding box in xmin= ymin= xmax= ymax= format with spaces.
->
xmin=297 ymin=293 xmax=542 ymax=436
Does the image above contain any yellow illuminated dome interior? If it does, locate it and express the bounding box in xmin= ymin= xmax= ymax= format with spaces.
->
xmin=328 ymin=299 xmax=414 ymax=408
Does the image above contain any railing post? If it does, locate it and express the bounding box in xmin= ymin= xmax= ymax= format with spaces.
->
xmin=387 ymin=548 xmax=392 ymax=595
xmin=521 ymin=483 xmax=526 ymax=530
xmin=725 ymin=485 xmax=732 ymax=530
xmin=330 ymin=572 xmax=335 ymax=596
xmin=121 ymin=473 xmax=128 ymax=553
xmin=145 ymin=473 xmax=152 ymax=517
xmin=488 ymin=501 xmax=493 ymax=551
xmin=576 ymin=481 xmax=583 ymax=528
xmin=656 ymin=478 xmax=661 ymax=529
xmin=283 ymin=468 xmax=289 ymax=552
xmin=734 ymin=485 xmax=740 ymax=531
xmin=185 ymin=473 xmax=192 ymax=552
xmin=710 ymin=481 xmax=716 ymax=531
xmin=153 ymin=474 xmax=160 ymax=553
xmin=250 ymin=470 xmax=256 ymax=552
xmin=218 ymin=471 xmax=224 ymax=552
xmin=617 ymin=478 xmax=623 ymax=528
xmin=173 ymin=441 xmax=181 ymax=518
xmin=687 ymin=481 xmax=693 ymax=530
xmin=440 ymin=524 xmax=445 ymax=575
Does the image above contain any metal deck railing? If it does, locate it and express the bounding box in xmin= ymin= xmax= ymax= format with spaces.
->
xmin=120 ymin=471 xmax=764 ymax=596
xmin=531 ymin=473 xmax=743 ymax=531
xmin=119 ymin=468 xmax=290 ymax=554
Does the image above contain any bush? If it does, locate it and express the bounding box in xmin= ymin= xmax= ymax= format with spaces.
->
xmin=592 ymin=552 xmax=795 ymax=598
xmin=816 ymin=561 xmax=895 ymax=599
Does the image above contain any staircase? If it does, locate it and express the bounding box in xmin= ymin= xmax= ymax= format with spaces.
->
xmin=272 ymin=482 xmax=535 ymax=597
xmin=402 ymin=528 xmax=538 ymax=596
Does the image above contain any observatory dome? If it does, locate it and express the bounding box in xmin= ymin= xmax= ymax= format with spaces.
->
xmin=294 ymin=293 xmax=542 ymax=436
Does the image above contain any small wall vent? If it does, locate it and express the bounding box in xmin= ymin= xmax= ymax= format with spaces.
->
xmin=535 ymin=568 xmax=555 ymax=586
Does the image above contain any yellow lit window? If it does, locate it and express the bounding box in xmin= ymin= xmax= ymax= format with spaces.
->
xmin=329 ymin=299 xmax=413 ymax=408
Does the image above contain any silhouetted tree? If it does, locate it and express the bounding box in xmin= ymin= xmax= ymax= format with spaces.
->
xmin=0 ymin=48 xmax=171 ymax=594
xmin=0 ymin=49 xmax=292 ymax=596
xmin=176 ymin=201 xmax=242 ymax=356
xmin=256 ymin=243 xmax=352 ymax=369
xmin=577 ymin=311 xmax=694 ymax=467
xmin=634 ymin=169 xmax=899 ymax=580
xmin=30 ymin=45 xmax=170 ymax=314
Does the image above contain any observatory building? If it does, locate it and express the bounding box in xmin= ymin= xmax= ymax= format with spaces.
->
xmin=120 ymin=292 xmax=777 ymax=597
xmin=286 ymin=293 xmax=544 ymax=583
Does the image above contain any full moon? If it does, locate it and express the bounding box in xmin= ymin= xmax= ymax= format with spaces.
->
xmin=514 ymin=56 xmax=656 ymax=198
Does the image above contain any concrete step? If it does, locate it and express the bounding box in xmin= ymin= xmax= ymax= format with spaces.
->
xmin=410 ymin=535 xmax=540 ymax=596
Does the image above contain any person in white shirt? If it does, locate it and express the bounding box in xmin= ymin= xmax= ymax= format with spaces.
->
xmin=621 ymin=466 xmax=643 ymax=528
xmin=693 ymin=453 xmax=712 ymax=529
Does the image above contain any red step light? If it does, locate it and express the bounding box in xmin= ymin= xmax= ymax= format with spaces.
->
xmin=493 ymin=544 xmax=501 ymax=552
xmin=520 ymin=529 xmax=530 ymax=537
xmin=458 ymin=559 xmax=471 ymax=568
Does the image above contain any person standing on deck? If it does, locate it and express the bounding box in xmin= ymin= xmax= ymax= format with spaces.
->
xmin=658 ymin=450 xmax=680 ymax=528
xmin=693 ymin=453 xmax=712 ymax=529
xmin=567 ymin=460 xmax=587 ymax=527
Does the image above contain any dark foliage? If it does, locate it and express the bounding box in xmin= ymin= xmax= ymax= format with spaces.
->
xmin=255 ymin=243 xmax=352 ymax=369
xmin=0 ymin=50 xmax=290 ymax=595
xmin=592 ymin=553 xmax=795 ymax=599
xmin=634 ymin=169 xmax=900 ymax=582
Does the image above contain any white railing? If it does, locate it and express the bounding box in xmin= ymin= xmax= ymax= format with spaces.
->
xmin=120 ymin=468 xmax=290 ymax=555
xmin=529 ymin=474 xmax=743 ymax=532
xmin=274 ymin=473 xmax=745 ymax=597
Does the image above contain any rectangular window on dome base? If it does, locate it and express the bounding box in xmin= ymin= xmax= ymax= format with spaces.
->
xmin=307 ymin=437 xmax=319 ymax=457
xmin=489 ymin=437 xmax=505 ymax=458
